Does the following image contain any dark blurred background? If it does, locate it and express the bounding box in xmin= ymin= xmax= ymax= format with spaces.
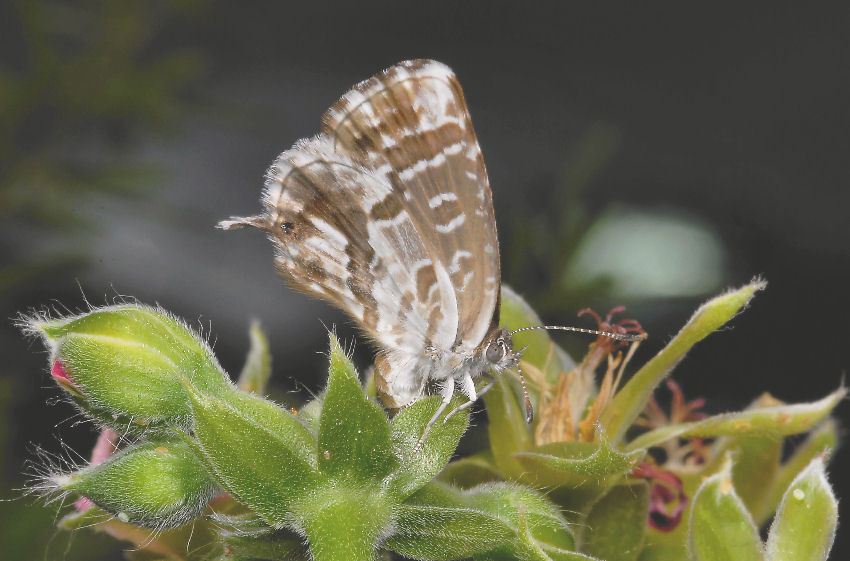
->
xmin=1 ymin=1 xmax=847 ymax=559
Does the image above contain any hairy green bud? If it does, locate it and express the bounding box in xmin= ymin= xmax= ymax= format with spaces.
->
xmin=54 ymin=439 xmax=218 ymax=529
xmin=26 ymin=305 xmax=232 ymax=431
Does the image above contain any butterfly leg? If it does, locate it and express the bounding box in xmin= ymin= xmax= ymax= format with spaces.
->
xmin=412 ymin=378 xmax=455 ymax=455
xmin=443 ymin=373 xmax=494 ymax=424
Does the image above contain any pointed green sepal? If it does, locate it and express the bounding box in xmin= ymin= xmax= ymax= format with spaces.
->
xmin=603 ymin=279 xmax=766 ymax=444
xmin=625 ymin=387 xmax=845 ymax=452
xmin=222 ymin=390 xmax=317 ymax=460
xmin=388 ymin=394 xmax=470 ymax=498
xmin=513 ymin=436 xmax=644 ymax=509
xmin=317 ymin=333 xmax=393 ymax=481
xmin=764 ymin=456 xmax=837 ymax=561
xmin=515 ymin=437 xmax=644 ymax=480
xmin=183 ymin=383 xmax=318 ymax=528
xmin=688 ymin=456 xmax=762 ymax=561
xmin=388 ymin=498 xmax=514 ymax=560
xmin=768 ymin=419 xmax=838 ymax=515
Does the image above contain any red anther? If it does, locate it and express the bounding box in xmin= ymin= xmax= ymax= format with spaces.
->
xmin=578 ymin=307 xmax=646 ymax=347
xmin=666 ymin=379 xmax=708 ymax=423
xmin=577 ymin=308 xmax=603 ymax=324
xmin=604 ymin=306 xmax=627 ymax=323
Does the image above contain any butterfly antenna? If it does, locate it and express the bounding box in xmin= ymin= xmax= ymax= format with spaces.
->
xmin=515 ymin=363 xmax=534 ymax=424
xmin=511 ymin=325 xmax=645 ymax=343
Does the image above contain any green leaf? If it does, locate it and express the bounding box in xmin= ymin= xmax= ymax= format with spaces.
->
xmin=580 ymin=481 xmax=649 ymax=561
xmin=516 ymin=438 xmax=643 ymax=479
xmin=764 ymin=457 xmax=837 ymax=561
xmin=688 ymin=456 xmax=762 ymax=561
xmin=388 ymin=394 xmax=470 ymax=499
xmin=625 ymin=387 xmax=845 ymax=452
xmin=318 ymin=334 xmax=393 ymax=481
xmin=56 ymin=439 xmax=217 ymax=529
xmin=183 ymin=384 xmax=318 ymax=528
xmin=603 ymin=280 xmax=766 ymax=444
xmin=390 ymin=481 xmax=575 ymax=560
xmin=237 ymin=320 xmax=272 ymax=394
xmin=513 ymin=437 xmax=644 ymax=510
xmin=484 ymin=374 xmax=534 ymax=480
xmin=768 ymin=419 xmax=837 ymax=515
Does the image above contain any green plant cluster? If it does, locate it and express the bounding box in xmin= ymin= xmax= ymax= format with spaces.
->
xmin=22 ymin=280 xmax=841 ymax=560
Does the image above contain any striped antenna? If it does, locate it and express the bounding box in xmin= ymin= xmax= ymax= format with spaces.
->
xmin=511 ymin=325 xmax=646 ymax=343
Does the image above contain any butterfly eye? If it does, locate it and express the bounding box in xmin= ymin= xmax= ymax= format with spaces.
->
xmin=280 ymin=221 xmax=294 ymax=234
xmin=486 ymin=339 xmax=506 ymax=363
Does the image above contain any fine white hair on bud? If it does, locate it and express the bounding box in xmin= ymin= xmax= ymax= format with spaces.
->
xmin=28 ymin=439 xmax=219 ymax=530
xmin=21 ymin=440 xmax=86 ymax=508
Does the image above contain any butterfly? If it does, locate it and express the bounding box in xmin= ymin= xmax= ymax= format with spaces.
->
xmin=220 ymin=60 xmax=635 ymax=450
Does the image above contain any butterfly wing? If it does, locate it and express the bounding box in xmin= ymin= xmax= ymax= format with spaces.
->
xmin=322 ymin=59 xmax=501 ymax=353
xmin=222 ymin=136 xmax=444 ymax=351
xmin=221 ymin=60 xmax=501 ymax=406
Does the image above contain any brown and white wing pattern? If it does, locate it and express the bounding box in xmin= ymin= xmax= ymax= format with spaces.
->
xmin=220 ymin=60 xmax=501 ymax=407
xmin=223 ymin=137 xmax=440 ymax=354
xmin=322 ymin=59 xmax=501 ymax=353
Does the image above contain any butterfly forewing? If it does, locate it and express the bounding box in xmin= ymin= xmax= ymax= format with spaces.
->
xmin=322 ymin=60 xmax=501 ymax=352
xmin=261 ymin=137 xmax=439 ymax=354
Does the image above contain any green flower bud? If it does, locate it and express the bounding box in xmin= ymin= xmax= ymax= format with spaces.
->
xmin=54 ymin=439 xmax=218 ymax=529
xmin=25 ymin=305 xmax=233 ymax=431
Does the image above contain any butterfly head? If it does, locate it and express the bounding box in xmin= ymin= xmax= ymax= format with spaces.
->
xmin=482 ymin=328 xmax=521 ymax=372
xmin=481 ymin=327 xmax=533 ymax=424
